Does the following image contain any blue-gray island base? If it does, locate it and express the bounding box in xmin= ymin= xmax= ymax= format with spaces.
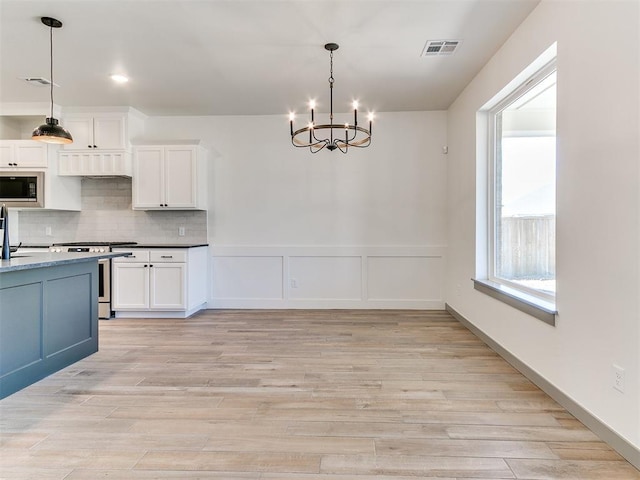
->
xmin=0 ymin=252 xmax=129 ymax=399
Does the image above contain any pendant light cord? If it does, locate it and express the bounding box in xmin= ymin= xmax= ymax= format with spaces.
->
xmin=49 ymin=24 xmax=54 ymax=119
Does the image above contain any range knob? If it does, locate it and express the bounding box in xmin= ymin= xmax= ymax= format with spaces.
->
xmin=99 ymin=247 xmax=106 ymax=253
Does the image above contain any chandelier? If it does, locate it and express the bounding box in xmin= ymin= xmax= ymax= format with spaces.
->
xmin=289 ymin=43 xmax=373 ymax=153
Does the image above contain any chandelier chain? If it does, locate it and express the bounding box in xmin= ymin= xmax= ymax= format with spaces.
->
xmin=329 ymin=49 xmax=334 ymax=124
xmin=328 ymin=49 xmax=334 ymax=86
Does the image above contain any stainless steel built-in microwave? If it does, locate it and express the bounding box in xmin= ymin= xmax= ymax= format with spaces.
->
xmin=0 ymin=172 xmax=44 ymax=208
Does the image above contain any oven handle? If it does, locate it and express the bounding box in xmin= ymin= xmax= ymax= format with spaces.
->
xmin=99 ymin=258 xmax=111 ymax=303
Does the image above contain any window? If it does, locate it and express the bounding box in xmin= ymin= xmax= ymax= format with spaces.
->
xmin=475 ymin=58 xmax=557 ymax=324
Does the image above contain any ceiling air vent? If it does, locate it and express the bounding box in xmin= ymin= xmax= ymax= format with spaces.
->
xmin=20 ymin=77 xmax=58 ymax=87
xmin=421 ymin=40 xmax=460 ymax=57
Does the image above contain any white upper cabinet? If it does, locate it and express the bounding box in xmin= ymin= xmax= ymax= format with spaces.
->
xmin=132 ymin=143 xmax=207 ymax=210
xmin=0 ymin=140 xmax=48 ymax=168
xmin=63 ymin=114 xmax=126 ymax=150
xmin=57 ymin=108 xmax=145 ymax=176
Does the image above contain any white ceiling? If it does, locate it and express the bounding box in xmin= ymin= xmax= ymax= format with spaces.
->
xmin=0 ymin=0 xmax=540 ymax=117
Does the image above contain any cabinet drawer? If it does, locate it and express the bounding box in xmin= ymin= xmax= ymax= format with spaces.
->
xmin=113 ymin=250 xmax=150 ymax=263
xmin=150 ymin=250 xmax=187 ymax=263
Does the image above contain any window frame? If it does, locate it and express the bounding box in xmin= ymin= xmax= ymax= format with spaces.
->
xmin=487 ymin=59 xmax=557 ymax=304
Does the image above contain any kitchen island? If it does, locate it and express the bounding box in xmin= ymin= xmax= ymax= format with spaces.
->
xmin=0 ymin=251 xmax=129 ymax=399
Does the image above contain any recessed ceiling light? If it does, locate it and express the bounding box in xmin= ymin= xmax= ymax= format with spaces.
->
xmin=110 ymin=74 xmax=129 ymax=84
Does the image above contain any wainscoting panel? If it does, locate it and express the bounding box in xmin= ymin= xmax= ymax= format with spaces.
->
xmin=211 ymin=255 xmax=283 ymax=300
xmin=209 ymin=246 xmax=445 ymax=309
xmin=289 ymin=256 xmax=362 ymax=300
xmin=367 ymin=255 xmax=444 ymax=301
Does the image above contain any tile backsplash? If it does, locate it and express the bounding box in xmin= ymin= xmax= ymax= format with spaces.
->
xmin=18 ymin=177 xmax=207 ymax=244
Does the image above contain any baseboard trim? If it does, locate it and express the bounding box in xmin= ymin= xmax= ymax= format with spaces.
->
xmin=445 ymin=303 xmax=640 ymax=470
xmin=208 ymin=299 xmax=444 ymax=310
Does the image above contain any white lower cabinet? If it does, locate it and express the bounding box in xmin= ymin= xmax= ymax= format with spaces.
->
xmin=112 ymin=247 xmax=207 ymax=318
xmin=112 ymin=262 xmax=150 ymax=310
xmin=150 ymin=263 xmax=186 ymax=309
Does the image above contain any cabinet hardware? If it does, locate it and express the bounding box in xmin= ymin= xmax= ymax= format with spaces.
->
xmin=160 ymin=255 xmax=172 ymax=258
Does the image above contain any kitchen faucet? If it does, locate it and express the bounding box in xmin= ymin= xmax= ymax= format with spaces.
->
xmin=0 ymin=203 xmax=10 ymax=260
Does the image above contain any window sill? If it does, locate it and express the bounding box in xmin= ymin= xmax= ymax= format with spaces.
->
xmin=473 ymin=279 xmax=557 ymax=326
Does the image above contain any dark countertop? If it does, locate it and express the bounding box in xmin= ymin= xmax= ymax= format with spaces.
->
xmin=0 ymin=251 xmax=132 ymax=273
xmin=114 ymin=244 xmax=209 ymax=249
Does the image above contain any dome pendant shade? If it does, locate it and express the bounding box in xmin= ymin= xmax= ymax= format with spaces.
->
xmin=32 ymin=16 xmax=73 ymax=145
xmin=32 ymin=117 xmax=73 ymax=144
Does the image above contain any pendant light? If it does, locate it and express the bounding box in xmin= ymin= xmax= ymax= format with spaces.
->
xmin=32 ymin=17 xmax=73 ymax=145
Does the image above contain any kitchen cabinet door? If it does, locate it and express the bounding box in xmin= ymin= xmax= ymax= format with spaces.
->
xmin=0 ymin=143 xmax=12 ymax=167
xmin=63 ymin=117 xmax=94 ymax=150
xmin=164 ymin=147 xmax=197 ymax=208
xmin=14 ymin=141 xmax=48 ymax=167
xmin=133 ymin=147 xmax=164 ymax=208
xmin=112 ymin=263 xmax=149 ymax=310
xmin=150 ymin=263 xmax=187 ymax=310
xmin=93 ymin=116 xmax=126 ymax=149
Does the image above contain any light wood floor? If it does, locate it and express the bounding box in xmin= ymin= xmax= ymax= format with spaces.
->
xmin=1 ymin=310 xmax=638 ymax=479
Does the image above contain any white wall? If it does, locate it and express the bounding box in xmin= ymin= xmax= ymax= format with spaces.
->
xmin=146 ymin=111 xmax=448 ymax=308
xmin=446 ymin=0 xmax=639 ymax=451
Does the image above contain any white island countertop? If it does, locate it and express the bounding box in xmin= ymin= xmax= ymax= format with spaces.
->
xmin=0 ymin=251 xmax=132 ymax=274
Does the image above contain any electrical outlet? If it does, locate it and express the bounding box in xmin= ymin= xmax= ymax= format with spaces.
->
xmin=45 ymin=226 xmax=52 ymax=236
xmin=613 ymin=364 xmax=625 ymax=393
xmin=290 ymin=279 xmax=298 ymax=288
xmin=178 ymin=226 xmax=185 ymax=236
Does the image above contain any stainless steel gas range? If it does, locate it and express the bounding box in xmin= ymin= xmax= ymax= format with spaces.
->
xmin=50 ymin=242 xmax=136 ymax=318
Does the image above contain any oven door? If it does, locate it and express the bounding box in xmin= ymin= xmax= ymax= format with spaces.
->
xmin=98 ymin=258 xmax=111 ymax=318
